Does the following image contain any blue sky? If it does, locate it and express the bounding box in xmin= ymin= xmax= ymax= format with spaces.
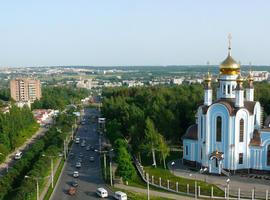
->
xmin=0 ymin=1 xmax=270 ymax=67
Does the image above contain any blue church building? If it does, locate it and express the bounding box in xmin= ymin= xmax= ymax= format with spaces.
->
xmin=182 ymin=40 xmax=270 ymax=174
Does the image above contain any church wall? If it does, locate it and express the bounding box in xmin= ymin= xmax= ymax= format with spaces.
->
xmin=183 ymin=139 xmax=198 ymax=162
xmin=198 ymin=108 xmax=206 ymax=166
xmin=207 ymin=104 xmax=230 ymax=169
xmin=234 ymin=109 xmax=250 ymax=170
xmin=260 ymin=132 xmax=270 ymax=170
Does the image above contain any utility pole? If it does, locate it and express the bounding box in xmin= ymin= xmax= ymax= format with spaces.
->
xmin=110 ymin=161 xmax=113 ymax=186
xmin=25 ymin=176 xmax=49 ymax=200
xmin=146 ymin=173 xmax=150 ymax=200
xmin=36 ymin=178 xmax=39 ymax=200
xmin=104 ymin=153 xmax=107 ymax=179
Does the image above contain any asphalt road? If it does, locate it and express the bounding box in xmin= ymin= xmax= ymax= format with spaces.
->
xmin=0 ymin=126 xmax=49 ymax=176
xmin=51 ymin=108 xmax=114 ymax=200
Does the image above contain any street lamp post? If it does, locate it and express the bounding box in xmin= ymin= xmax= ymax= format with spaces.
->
xmin=95 ymin=148 xmax=114 ymax=183
xmin=103 ymin=153 xmax=107 ymax=179
xmin=226 ymin=178 xmax=230 ymax=200
xmin=171 ymin=161 xmax=175 ymax=174
xmin=42 ymin=154 xmax=57 ymax=188
xmin=25 ymin=175 xmax=49 ymax=200
xmin=189 ymin=173 xmax=197 ymax=199
xmin=147 ymin=173 xmax=150 ymax=200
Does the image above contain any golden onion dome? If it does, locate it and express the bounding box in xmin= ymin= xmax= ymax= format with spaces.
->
xmin=220 ymin=53 xmax=240 ymax=75
xmin=220 ymin=34 xmax=240 ymax=75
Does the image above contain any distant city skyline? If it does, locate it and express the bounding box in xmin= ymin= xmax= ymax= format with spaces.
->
xmin=0 ymin=1 xmax=270 ymax=67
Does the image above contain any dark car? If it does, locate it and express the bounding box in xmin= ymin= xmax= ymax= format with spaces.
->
xmin=90 ymin=146 xmax=95 ymax=151
xmin=71 ymin=180 xmax=78 ymax=187
xmin=90 ymin=156 xmax=95 ymax=162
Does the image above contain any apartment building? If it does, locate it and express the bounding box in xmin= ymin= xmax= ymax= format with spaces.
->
xmin=10 ymin=78 xmax=42 ymax=103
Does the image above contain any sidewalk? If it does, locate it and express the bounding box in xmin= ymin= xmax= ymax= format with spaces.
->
xmin=0 ymin=126 xmax=48 ymax=175
xmin=115 ymin=184 xmax=195 ymax=200
xmin=168 ymin=159 xmax=270 ymax=199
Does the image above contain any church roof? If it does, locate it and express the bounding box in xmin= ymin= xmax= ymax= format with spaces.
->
xmin=182 ymin=124 xmax=197 ymax=140
xmin=201 ymin=99 xmax=256 ymax=116
xmin=249 ymin=129 xmax=261 ymax=147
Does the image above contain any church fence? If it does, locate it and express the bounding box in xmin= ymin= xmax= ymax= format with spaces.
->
xmin=133 ymin=157 xmax=269 ymax=200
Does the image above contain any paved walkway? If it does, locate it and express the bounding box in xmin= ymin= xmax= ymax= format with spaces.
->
xmin=168 ymin=159 xmax=270 ymax=199
xmin=115 ymin=184 xmax=195 ymax=200
xmin=0 ymin=126 xmax=48 ymax=175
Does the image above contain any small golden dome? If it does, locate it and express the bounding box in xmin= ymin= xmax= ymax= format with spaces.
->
xmin=247 ymin=71 xmax=254 ymax=81
xmin=236 ymin=74 xmax=244 ymax=82
xmin=204 ymin=71 xmax=212 ymax=82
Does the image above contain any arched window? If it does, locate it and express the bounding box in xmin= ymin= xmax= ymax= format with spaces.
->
xmin=239 ymin=119 xmax=244 ymax=142
xmin=216 ymin=116 xmax=222 ymax=142
xmin=267 ymin=145 xmax=270 ymax=166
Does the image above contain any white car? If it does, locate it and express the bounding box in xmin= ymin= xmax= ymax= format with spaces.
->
xmin=15 ymin=151 xmax=22 ymax=160
xmin=114 ymin=191 xmax=127 ymax=200
xmin=75 ymin=162 xmax=81 ymax=168
xmin=96 ymin=187 xmax=108 ymax=198
xmin=75 ymin=137 xmax=80 ymax=144
xmin=73 ymin=171 xmax=79 ymax=178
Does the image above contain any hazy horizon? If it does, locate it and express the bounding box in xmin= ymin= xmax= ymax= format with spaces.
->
xmin=1 ymin=1 xmax=270 ymax=67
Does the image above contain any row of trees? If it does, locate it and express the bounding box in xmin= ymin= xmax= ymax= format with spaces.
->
xmin=0 ymin=110 xmax=76 ymax=200
xmin=0 ymin=106 xmax=38 ymax=162
xmin=32 ymin=86 xmax=89 ymax=110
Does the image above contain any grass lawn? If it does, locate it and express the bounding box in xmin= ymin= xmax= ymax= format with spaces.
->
xmin=113 ymin=188 xmax=174 ymax=200
xmin=136 ymin=152 xmax=224 ymax=197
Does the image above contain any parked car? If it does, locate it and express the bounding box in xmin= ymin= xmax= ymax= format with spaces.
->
xmin=75 ymin=137 xmax=80 ymax=144
xmin=14 ymin=151 xmax=22 ymax=160
xmin=71 ymin=180 xmax=78 ymax=187
xmin=86 ymin=145 xmax=90 ymax=151
xmin=90 ymin=146 xmax=95 ymax=151
xmin=67 ymin=187 xmax=76 ymax=195
xmin=75 ymin=162 xmax=81 ymax=168
xmin=73 ymin=171 xmax=79 ymax=178
xmin=90 ymin=156 xmax=95 ymax=162
xmin=96 ymin=187 xmax=108 ymax=198
xmin=114 ymin=191 xmax=127 ymax=200
xmin=81 ymin=142 xmax=86 ymax=147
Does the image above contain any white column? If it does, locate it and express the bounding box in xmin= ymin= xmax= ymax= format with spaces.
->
xmin=235 ymin=90 xmax=244 ymax=107
xmin=246 ymin=88 xmax=254 ymax=101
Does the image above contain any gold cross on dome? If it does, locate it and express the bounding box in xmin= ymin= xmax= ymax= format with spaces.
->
xmin=228 ymin=33 xmax=232 ymax=55
xmin=228 ymin=33 xmax=232 ymax=48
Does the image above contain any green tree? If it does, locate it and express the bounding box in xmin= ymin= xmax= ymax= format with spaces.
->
xmin=158 ymin=135 xmax=170 ymax=169
xmin=142 ymin=117 xmax=160 ymax=168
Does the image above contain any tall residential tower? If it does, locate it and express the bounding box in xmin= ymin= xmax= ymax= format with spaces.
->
xmin=10 ymin=78 xmax=42 ymax=105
